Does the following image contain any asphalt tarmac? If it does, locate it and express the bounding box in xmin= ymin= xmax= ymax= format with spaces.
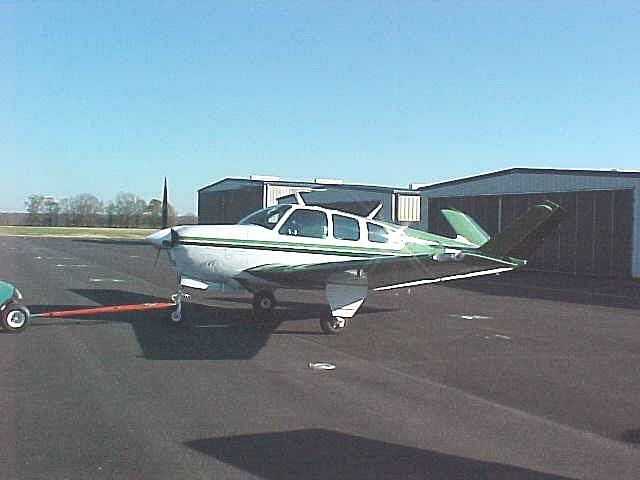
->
xmin=1 ymin=235 xmax=640 ymax=479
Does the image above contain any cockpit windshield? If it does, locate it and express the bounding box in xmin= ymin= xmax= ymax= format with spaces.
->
xmin=238 ymin=204 xmax=292 ymax=229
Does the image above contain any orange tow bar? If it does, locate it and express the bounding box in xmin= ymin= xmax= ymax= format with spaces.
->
xmin=31 ymin=302 xmax=176 ymax=319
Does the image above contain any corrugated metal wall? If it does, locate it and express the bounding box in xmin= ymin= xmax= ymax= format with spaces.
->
xmin=266 ymin=185 xmax=310 ymax=207
xmin=421 ymin=172 xmax=639 ymax=278
xmin=198 ymin=185 xmax=263 ymax=224
xmin=300 ymin=188 xmax=394 ymax=222
xmin=428 ymin=189 xmax=633 ymax=277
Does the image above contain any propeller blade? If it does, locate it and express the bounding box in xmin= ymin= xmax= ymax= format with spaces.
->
xmin=153 ymin=246 xmax=162 ymax=268
xmin=161 ymin=177 xmax=168 ymax=229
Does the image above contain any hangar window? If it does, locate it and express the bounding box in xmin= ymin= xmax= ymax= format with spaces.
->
xmin=333 ymin=214 xmax=360 ymax=241
xmin=367 ymin=222 xmax=389 ymax=243
xmin=238 ymin=204 xmax=291 ymax=229
xmin=279 ymin=209 xmax=328 ymax=239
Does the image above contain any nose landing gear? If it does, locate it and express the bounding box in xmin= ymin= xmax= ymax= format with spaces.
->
xmin=169 ymin=274 xmax=191 ymax=325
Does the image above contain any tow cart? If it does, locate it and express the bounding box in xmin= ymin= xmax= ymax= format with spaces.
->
xmin=0 ymin=280 xmax=177 ymax=333
xmin=0 ymin=280 xmax=30 ymax=332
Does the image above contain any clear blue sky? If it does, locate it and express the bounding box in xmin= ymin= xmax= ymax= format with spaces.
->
xmin=2 ymin=1 xmax=639 ymax=214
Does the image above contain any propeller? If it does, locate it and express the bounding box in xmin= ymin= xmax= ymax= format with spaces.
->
xmin=162 ymin=228 xmax=179 ymax=248
xmin=152 ymin=227 xmax=179 ymax=267
xmin=151 ymin=177 xmax=178 ymax=267
xmin=161 ymin=177 xmax=168 ymax=229
xmin=153 ymin=242 xmax=163 ymax=267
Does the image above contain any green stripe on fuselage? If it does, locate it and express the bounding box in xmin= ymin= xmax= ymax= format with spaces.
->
xmin=177 ymin=236 xmax=414 ymax=258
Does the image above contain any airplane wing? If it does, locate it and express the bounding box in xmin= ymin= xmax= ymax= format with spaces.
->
xmin=244 ymin=251 xmax=520 ymax=291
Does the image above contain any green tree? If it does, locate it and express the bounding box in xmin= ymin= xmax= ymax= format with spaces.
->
xmin=25 ymin=195 xmax=46 ymax=225
xmin=68 ymin=194 xmax=104 ymax=226
xmin=43 ymin=197 xmax=59 ymax=226
xmin=114 ymin=192 xmax=150 ymax=227
xmin=146 ymin=198 xmax=176 ymax=227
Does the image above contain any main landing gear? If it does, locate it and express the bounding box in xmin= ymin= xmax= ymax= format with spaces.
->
xmin=252 ymin=290 xmax=349 ymax=334
xmin=319 ymin=315 xmax=349 ymax=335
xmin=252 ymin=290 xmax=276 ymax=322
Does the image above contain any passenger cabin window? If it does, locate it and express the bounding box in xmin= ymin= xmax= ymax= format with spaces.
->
xmin=279 ymin=209 xmax=328 ymax=239
xmin=333 ymin=214 xmax=360 ymax=241
xmin=238 ymin=204 xmax=291 ymax=230
xmin=367 ymin=222 xmax=389 ymax=243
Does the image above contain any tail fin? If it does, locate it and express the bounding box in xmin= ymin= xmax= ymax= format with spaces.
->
xmin=441 ymin=208 xmax=490 ymax=246
xmin=479 ymin=200 xmax=565 ymax=259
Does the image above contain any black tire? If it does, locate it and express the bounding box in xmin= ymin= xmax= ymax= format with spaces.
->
xmin=253 ymin=291 xmax=276 ymax=321
xmin=319 ymin=315 xmax=348 ymax=334
xmin=1 ymin=304 xmax=30 ymax=333
xmin=167 ymin=303 xmax=189 ymax=327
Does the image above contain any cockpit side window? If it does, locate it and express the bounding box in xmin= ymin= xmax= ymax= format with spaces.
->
xmin=279 ymin=209 xmax=328 ymax=239
xmin=367 ymin=222 xmax=389 ymax=243
xmin=238 ymin=204 xmax=292 ymax=230
xmin=333 ymin=214 xmax=360 ymax=241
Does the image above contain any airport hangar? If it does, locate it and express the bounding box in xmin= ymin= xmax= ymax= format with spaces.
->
xmin=419 ymin=167 xmax=640 ymax=279
xmin=197 ymin=168 xmax=640 ymax=279
xmin=197 ymin=176 xmax=425 ymax=229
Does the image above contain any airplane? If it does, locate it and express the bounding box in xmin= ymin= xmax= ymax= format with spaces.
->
xmin=147 ymin=181 xmax=564 ymax=334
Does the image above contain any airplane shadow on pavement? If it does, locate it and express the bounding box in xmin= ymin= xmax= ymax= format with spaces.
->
xmin=185 ymin=429 xmax=577 ymax=480
xmin=26 ymin=288 xmax=396 ymax=361
xmin=448 ymin=271 xmax=640 ymax=310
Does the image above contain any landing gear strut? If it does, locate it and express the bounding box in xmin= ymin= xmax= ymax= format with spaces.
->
xmin=169 ymin=274 xmax=190 ymax=325
xmin=252 ymin=290 xmax=276 ymax=322
xmin=319 ymin=314 xmax=349 ymax=334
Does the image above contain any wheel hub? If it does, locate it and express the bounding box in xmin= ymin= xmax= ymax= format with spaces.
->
xmin=6 ymin=310 xmax=26 ymax=329
xmin=260 ymin=298 xmax=272 ymax=310
xmin=332 ymin=317 xmax=346 ymax=328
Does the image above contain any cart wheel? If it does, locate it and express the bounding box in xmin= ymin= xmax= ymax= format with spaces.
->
xmin=1 ymin=305 xmax=30 ymax=333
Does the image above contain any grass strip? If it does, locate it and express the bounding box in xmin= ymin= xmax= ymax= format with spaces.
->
xmin=0 ymin=226 xmax=156 ymax=239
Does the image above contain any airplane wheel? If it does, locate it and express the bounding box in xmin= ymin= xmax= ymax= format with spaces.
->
xmin=168 ymin=305 xmax=185 ymax=326
xmin=320 ymin=315 xmax=348 ymax=334
xmin=253 ymin=291 xmax=276 ymax=321
xmin=1 ymin=304 xmax=30 ymax=333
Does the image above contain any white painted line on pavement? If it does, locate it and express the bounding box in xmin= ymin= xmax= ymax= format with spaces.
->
xmin=308 ymin=362 xmax=336 ymax=371
xmin=452 ymin=314 xmax=492 ymax=321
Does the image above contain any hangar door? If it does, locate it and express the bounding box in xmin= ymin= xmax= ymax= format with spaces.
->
xmin=427 ymin=189 xmax=633 ymax=277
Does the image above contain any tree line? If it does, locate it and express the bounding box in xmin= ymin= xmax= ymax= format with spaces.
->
xmin=24 ymin=193 xmax=197 ymax=228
